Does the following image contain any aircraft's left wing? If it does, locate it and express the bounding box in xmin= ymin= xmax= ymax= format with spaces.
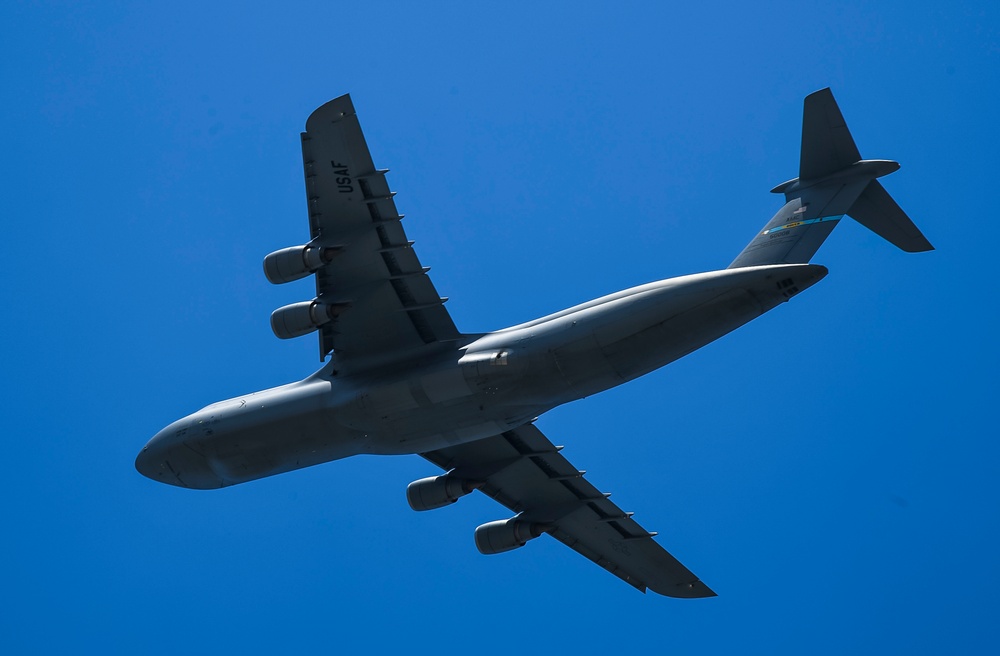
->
xmin=297 ymin=95 xmax=459 ymax=360
xmin=420 ymin=424 xmax=715 ymax=597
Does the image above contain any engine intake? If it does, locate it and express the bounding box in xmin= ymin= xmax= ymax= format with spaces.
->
xmin=270 ymin=300 xmax=346 ymax=339
xmin=407 ymin=474 xmax=478 ymax=511
xmin=263 ymin=245 xmax=340 ymax=284
xmin=474 ymin=517 xmax=548 ymax=555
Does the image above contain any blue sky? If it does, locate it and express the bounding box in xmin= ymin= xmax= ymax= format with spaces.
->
xmin=3 ymin=1 xmax=998 ymax=653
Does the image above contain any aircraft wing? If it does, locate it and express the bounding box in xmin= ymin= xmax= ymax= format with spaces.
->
xmin=299 ymin=94 xmax=459 ymax=360
xmin=421 ymin=424 xmax=715 ymax=598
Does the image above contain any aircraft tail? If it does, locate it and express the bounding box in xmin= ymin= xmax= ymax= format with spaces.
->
xmin=729 ymin=88 xmax=933 ymax=269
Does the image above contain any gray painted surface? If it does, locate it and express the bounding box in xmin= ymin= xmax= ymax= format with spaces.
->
xmin=732 ymin=88 xmax=933 ymax=268
xmin=136 ymin=89 xmax=930 ymax=597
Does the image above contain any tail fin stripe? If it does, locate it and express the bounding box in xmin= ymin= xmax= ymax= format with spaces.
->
xmin=762 ymin=215 xmax=843 ymax=236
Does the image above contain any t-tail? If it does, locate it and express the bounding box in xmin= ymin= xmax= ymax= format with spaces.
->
xmin=729 ymin=88 xmax=933 ymax=269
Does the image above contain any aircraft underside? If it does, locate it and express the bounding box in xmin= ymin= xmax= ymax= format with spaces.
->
xmin=136 ymin=89 xmax=931 ymax=596
xmin=138 ymin=263 xmax=827 ymax=490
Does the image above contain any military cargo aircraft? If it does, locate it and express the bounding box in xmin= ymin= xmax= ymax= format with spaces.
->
xmin=136 ymin=89 xmax=932 ymax=597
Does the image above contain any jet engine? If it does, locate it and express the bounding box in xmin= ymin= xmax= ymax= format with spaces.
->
xmin=474 ymin=517 xmax=548 ymax=555
xmin=270 ymin=300 xmax=345 ymax=339
xmin=263 ymin=245 xmax=339 ymax=284
xmin=406 ymin=474 xmax=478 ymax=511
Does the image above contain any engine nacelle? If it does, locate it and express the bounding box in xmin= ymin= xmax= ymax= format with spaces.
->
xmin=406 ymin=474 xmax=477 ymax=511
xmin=270 ymin=300 xmax=342 ymax=339
xmin=474 ymin=517 xmax=547 ymax=555
xmin=263 ymin=245 xmax=339 ymax=284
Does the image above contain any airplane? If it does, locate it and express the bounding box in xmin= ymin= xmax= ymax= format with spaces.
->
xmin=136 ymin=89 xmax=932 ymax=598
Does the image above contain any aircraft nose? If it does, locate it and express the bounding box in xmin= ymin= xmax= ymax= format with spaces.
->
xmin=135 ymin=428 xmax=175 ymax=484
xmin=135 ymin=419 xmax=225 ymax=489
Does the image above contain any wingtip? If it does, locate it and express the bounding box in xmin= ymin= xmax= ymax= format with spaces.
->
xmin=650 ymin=579 xmax=717 ymax=599
xmin=305 ymin=93 xmax=356 ymax=130
xmin=680 ymin=581 xmax=717 ymax=598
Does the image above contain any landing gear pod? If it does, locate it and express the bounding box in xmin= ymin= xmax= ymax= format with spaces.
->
xmin=474 ymin=518 xmax=548 ymax=555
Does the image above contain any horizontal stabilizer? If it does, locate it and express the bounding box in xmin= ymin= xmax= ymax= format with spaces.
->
xmin=849 ymin=180 xmax=934 ymax=252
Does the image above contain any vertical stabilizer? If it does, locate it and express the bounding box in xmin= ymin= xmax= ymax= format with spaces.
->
xmin=729 ymin=89 xmax=933 ymax=269
xmin=799 ymin=89 xmax=861 ymax=181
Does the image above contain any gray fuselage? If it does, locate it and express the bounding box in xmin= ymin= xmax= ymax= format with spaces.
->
xmin=136 ymin=263 xmax=826 ymax=489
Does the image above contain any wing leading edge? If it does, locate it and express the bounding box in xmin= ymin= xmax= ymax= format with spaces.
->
xmin=299 ymin=95 xmax=459 ymax=360
xmin=421 ymin=424 xmax=715 ymax=598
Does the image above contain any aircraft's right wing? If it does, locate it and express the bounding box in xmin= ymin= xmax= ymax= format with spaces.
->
xmin=420 ymin=424 xmax=715 ymax=598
